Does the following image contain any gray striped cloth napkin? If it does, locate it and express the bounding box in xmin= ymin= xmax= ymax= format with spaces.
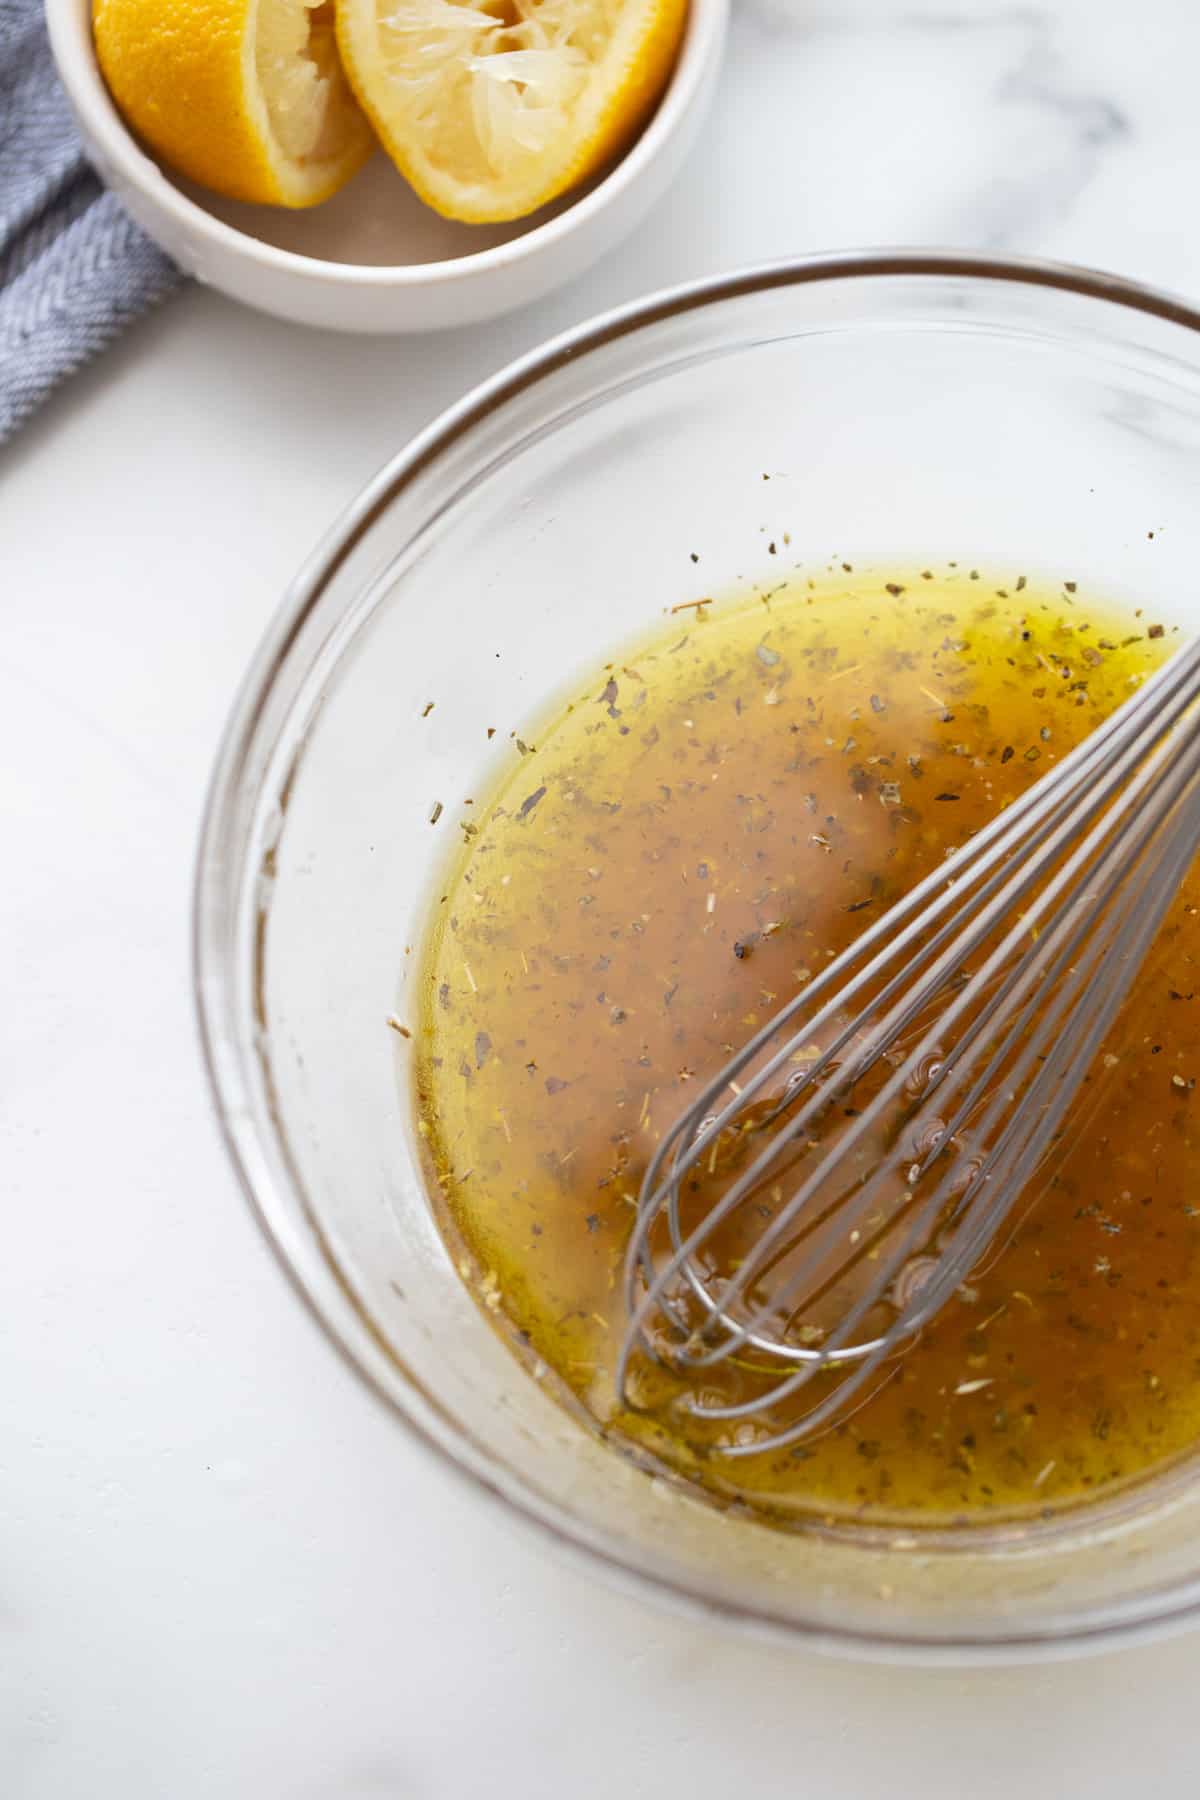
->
xmin=1 ymin=0 xmax=183 ymax=443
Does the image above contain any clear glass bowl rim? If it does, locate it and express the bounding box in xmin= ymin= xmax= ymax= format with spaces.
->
xmin=193 ymin=249 xmax=1200 ymax=1662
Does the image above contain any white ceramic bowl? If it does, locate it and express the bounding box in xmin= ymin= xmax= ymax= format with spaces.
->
xmin=46 ymin=0 xmax=727 ymax=333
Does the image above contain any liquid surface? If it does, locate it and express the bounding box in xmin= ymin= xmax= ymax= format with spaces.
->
xmin=414 ymin=569 xmax=1200 ymax=1531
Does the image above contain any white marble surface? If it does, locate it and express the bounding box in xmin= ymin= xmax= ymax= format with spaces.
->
xmin=7 ymin=1 xmax=1200 ymax=1793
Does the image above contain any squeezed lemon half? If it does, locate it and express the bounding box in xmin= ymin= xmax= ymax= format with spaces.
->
xmin=336 ymin=0 xmax=689 ymax=223
xmin=95 ymin=0 xmax=375 ymax=207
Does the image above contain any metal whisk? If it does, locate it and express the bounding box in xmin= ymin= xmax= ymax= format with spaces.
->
xmin=618 ymin=634 xmax=1200 ymax=1456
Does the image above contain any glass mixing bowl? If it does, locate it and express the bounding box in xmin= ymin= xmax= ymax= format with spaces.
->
xmin=196 ymin=253 xmax=1200 ymax=1661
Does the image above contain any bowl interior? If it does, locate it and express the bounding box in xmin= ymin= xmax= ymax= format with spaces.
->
xmin=199 ymin=259 xmax=1200 ymax=1658
xmin=181 ymin=154 xmax=600 ymax=269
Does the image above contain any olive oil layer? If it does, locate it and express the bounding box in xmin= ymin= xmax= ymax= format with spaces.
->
xmin=414 ymin=572 xmax=1200 ymax=1530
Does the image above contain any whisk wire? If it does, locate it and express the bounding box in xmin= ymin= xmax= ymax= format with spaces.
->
xmin=618 ymin=636 xmax=1200 ymax=1453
